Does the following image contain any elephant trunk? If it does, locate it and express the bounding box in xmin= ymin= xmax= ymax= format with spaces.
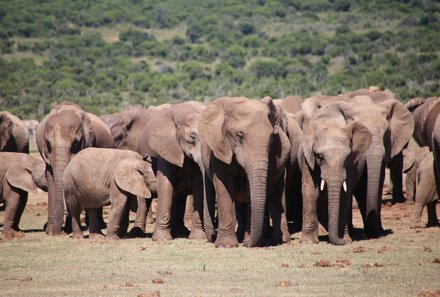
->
xmin=365 ymin=153 xmax=384 ymax=238
xmin=247 ymin=152 xmax=269 ymax=247
xmin=50 ymin=150 xmax=70 ymax=233
xmin=326 ymin=173 xmax=345 ymax=245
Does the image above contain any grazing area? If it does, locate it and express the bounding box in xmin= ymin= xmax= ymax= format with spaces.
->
xmin=0 ymin=189 xmax=439 ymax=297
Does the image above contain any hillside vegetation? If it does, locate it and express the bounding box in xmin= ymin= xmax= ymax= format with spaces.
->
xmin=0 ymin=0 xmax=439 ymax=119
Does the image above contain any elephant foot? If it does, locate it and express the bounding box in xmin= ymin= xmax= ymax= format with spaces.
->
xmin=282 ymin=232 xmax=292 ymax=244
xmin=45 ymin=223 xmax=66 ymax=236
xmin=204 ymin=230 xmax=217 ymax=243
xmin=299 ymin=233 xmax=319 ymax=244
xmin=215 ymin=235 xmax=238 ymax=248
xmin=410 ymin=222 xmax=424 ymax=229
xmin=343 ymin=234 xmax=353 ymax=244
xmin=63 ymin=222 xmax=73 ymax=234
xmin=188 ymin=228 xmax=207 ymax=240
xmin=392 ymin=195 xmax=406 ymax=204
xmin=152 ymin=228 xmax=173 ymax=241
xmin=89 ymin=232 xmax=105 ymax=240
xmin=105 ymin=233 xmax=121 ymax=240
xmin=426 ymin=221 xmax=440 ymax=228
xmin=71 ymin=230 xmax=84 ymax=239
xmin=128 ymin=227 xmax=146 ymax=238
xmin=3 ymin=230 xmax=24 ymax=240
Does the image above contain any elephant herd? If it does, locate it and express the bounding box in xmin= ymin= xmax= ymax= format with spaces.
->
xmin=0 ymin=88 xmax=439 ymax=247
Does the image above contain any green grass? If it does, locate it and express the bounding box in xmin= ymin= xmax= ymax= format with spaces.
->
xmin=1 ymin=192 xmax=440 ymax=296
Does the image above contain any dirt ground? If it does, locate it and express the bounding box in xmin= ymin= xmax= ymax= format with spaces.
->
xmin=0 ymin=183 xmax=440 ymax=297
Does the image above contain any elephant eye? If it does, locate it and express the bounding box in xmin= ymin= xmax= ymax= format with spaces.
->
xmin=316 ymin=153 xmax=325 ymax=164
xmin=188 ymin=132 xmax=197 ymax=144
xmin=237 ymin=132 xmax=245 ymax=144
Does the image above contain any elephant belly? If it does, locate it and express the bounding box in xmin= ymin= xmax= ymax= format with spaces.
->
xmin=75 ymin=187 xmax=110 ymax=209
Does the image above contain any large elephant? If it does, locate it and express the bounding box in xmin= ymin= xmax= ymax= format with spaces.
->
xmin=63 ymin=148 xmax=157 ymax=239
xmin=0 ymin=111 xmax=29 ymax=153
xmin=138 ymin=101 xmax=207 ymax=241
xmin=36 ymin=102 xmax=114 ymax=235
xmin=0 ymin=152 xmax=47 ymax=238
xmin=299 ymin=102 xmax=372 ymax=245
xmin=199 ymin=97 xmax=293 ymax=248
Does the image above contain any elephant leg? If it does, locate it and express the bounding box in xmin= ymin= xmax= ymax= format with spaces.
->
xmin=426 ymin=201 xmax=439 ymax=227
xmin=405 ymin=169 xmax=416 ymax=204
xmin=189 ymin=171 xmax=207 ymax=240
xmin=390 ymin=152 xmax=405 ymax=204
xmin=63 ymin=208 xmax=73 ymax=234
xmin=300 ymin=168 xmax=319 ymax=244
xmin=128 ymin=196 xmax=148 ymax=238
xmin=146 ymin=201 xmax=155 ymax=224
xmin=170 ymin=193 xmax=190 ymax=238
xmin=214 ymin=171 xmax=238 ymax=248
xmin=106 ymin=193 xmax=130 ymax=239
xmin=203 ymin=172 xmax=217 ymax=242
xmin=87 ymin=209 xmax=105 ymax=239
xmin=235 ymin=202 xmax=247 ymax=243
xmin=268 ymin=176 xmax=290 ymax=244
xmin=12 ymin=192 xmax=27 ymax=232
xmin=152 ymin=160 xmax=176 ymax=241
xmin=64 ymin=189 xmax=83 ymax=239
xmin=2 ymin=191 xmax=22 ymax=238
xmin=411 ymin=199 xmax=425 ymax=228
xmin=285 ymin=166 xmax=303 ymax=233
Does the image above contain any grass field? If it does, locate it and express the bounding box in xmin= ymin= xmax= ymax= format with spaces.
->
xmin=1 ymin=189 xmax=440 ymax=297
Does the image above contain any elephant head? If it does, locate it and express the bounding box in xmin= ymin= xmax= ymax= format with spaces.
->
xmin=141 ymin=101 xmax=206 ymax=168
xmin=200 ymin=96 xmax=290 ymax=247
xmin=345 ymin=95 xmax=414 ymax=237
xmin=114 ymin=159 xmax=153 ymax=199
xmin=36 ymin=102 xmax=95 ymax=235
xmin=300 ymin=103 xmax=372 ymax=245
xmin=6 ymin=158 xmax=47 ymax=194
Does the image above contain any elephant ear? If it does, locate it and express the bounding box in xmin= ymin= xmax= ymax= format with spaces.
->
xmin=0 ymin=112 xmax=14 ymax=150
xmin=199 ymin=98 xmax=233 ymax=164
xmin=380 ymin=99 xmax=415 ymax=158
xmin=114 ymin=159 xmax=152 ymax=198
xmin=261 ymin=96 xmax=280 ymax=134
xmin=6 ymin=165 xmax=38 ymax=193
xmin=146 ymin=109 xmax=184 ymax=167
xmin=300 ymin=114 xmax=315 ymax=169
xmin=346 ymin=121 xmax=372 ymax=163
xmin=285 ymin=112 xmax=304 ymax=164
xmin=402 ymin=147 xmax=416 ymax=173
xmin=80 ymin=112 xmax=95 ymax=148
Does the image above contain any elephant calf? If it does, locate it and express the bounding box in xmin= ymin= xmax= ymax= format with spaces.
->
xmin=409 ymin=149 xmax=439 ymax=228
xmin=0 ymin=153 xmax=47 ymax=238
xmin=63 ymin=148 xmax=157 ymax=239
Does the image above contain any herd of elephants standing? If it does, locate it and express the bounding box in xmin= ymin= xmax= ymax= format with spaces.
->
xmin=0 ymin=87 xmax=439 ymax=247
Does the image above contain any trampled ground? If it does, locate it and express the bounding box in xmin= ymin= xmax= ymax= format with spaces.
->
xmin=1 ymin=189 xmax=439 ymax=297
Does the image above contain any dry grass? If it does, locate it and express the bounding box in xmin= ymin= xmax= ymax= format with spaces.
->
xmin=1 ymin=188 xmax=440 ymax=296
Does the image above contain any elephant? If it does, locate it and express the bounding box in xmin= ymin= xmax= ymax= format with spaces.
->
xmin=273 ymin=96 xmax=303 ymax=114
xmin=0 ymin=111 xmax=29 ymax=153
xmin=36 ymin=102 xmax=114 ymax=236
xmin=63 ymin=148 xmax=156 ymax=239
xmin=138 ymin=101 xmax=207 ymax=241
xmin=303 ymin=94 xmax=414 ymax=238
xmin=199 ymin=96 xmax=294 ymax=248
xmin=0 ymin=152 xmax=47 ymax=238
xmin=23 ymin=120 xmax=39 ymax=143
xmin=403 ymin=146 xmax=430 ymax=204
xmin=299 ymin=102 xmax=372 ymax=245
xmin=409 ymin=150 xmax=439 ymax=228
xmin=100 ymin=107 xmax=160 ymax=151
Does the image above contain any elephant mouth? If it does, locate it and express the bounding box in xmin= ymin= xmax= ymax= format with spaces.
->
xmin=320 ymin=179 xmax=347 ymax=192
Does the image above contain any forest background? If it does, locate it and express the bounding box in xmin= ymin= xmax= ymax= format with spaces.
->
xmin=0 ymin=0 xmax=439 ymax=119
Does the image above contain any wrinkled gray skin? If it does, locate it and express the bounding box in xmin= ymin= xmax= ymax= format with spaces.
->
xmin=403 ymin=146 xmax=430 ymax=204
xmin=303 ymin=94 xmax=414 ymax=238
xmin=0 ymin=153 xmax=47 ymax=238
xmin=139 ymin=101 xmax=207 ymax=241
xmin=299 ymin=103 xmax=372 ymax=245
xmin=200 ymin=97 xmax=293 ymax=248
xmin=36 ymin=102 xmax=114 ymax=236
xmin=0 ymin=111 xmax=29 ymax=153
xmin=409 ymin=151 xmax=439 ymax=228
xmin=63 ymin=148 xmax=156 ymax=239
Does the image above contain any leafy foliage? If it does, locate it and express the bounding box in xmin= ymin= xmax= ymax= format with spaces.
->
xmin=0 ymin=0 xmax=439 ymax=119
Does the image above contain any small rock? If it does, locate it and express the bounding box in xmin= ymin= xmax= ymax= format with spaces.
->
xmin=152 ymin=278 xmax=164 ymax=284
xmin=276 ymin=280 xmax=292 ymax=287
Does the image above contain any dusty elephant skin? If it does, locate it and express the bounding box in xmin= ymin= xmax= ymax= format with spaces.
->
xmin=139 ymin=101 xmax=207 ymax=242
xmin=408 ymin=150 xmax=439 ymax=228
xmin=0 ymin=111 xmax=29 ymax=153
xmin=35 ymin=102 xmax=114 ymax=236
xmin=0 ymin=152 xmax=47 ymax=238
xmin=299 ymin=102 xmax=372 ymax=245
xmin=199 ymin=97 xmax=293 ymax=248
xmin=63 ymin=148 xmax=156 ymax=239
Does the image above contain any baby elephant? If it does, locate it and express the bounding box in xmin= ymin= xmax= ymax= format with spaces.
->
xmin=0 ymin=152 xmax=47 ymax=238
xmin=409 ymin=149 xmax=439 ymax=228
xmin=63 ymin=148 xmax=157 ymax=239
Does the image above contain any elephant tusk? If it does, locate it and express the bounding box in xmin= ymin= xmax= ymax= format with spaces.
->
xmin=342 ymin=181 xmax=347 ymax=192
xmin=320 ymin=179 xmax=325 ymax=191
